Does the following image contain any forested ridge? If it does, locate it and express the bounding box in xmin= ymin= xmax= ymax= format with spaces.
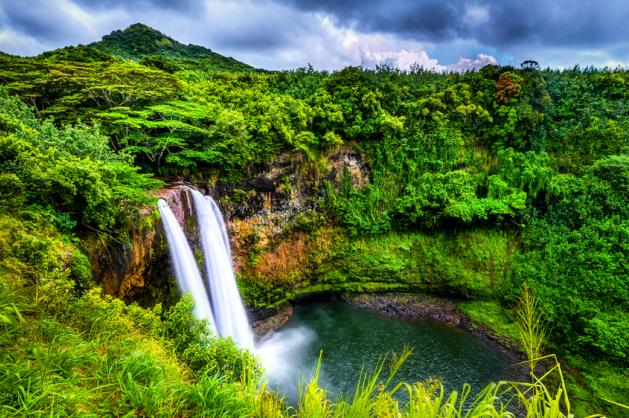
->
xmin=0 ymin=24 xmax=626 ymax=416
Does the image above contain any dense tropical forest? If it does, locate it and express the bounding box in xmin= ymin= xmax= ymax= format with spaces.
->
xmin=0 ymin=23 xmax=627 ymax=416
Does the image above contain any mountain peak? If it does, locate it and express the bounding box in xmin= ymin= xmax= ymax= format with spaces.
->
xmin=90 ymin=23 xmax=200 ymax=59
xmin=86 ymin=23 xmax=254 ymax=71
xmin=125 ymin=22 xmax=158 ymax=32
xmin=118 ymin=23 xmax=166 ymax=39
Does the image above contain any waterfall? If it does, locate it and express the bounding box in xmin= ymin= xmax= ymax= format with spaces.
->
xmin=191 ymin=190 xmax=254 ymax=351
xmin=157 ymin=199 xmax=217 ymax=334
xmin=206 ymin=196 xmax=232 ymax=260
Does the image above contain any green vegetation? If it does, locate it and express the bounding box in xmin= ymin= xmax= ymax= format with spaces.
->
xmin=0 ymin=283 xmax=268 ymax=416
xmin=1 ymin=275 xmax=615 ymax=417
xmin=512 ymin=284 xmax=548 ymax=372
xmin=458 ymin=301 xmax=520 ymax=342
xmin=0 ymin=24 xmax=626 ymax=416
xmin=296 ymin=349 xmax=598 ymax=418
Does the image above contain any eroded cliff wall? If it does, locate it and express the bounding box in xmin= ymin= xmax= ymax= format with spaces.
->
xmin=83 ymin=185 xmax=197 ymax=306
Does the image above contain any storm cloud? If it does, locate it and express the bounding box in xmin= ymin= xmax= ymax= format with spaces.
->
xmin=281 ymin=0 xmax=629 ymax=47
xmin=0 ymin=0 xmax=627 ymax=70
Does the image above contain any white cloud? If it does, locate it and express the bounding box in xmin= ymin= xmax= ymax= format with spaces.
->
xmin=505 ymin=46 xmax=628 ymax=69
xmin=360 ymin=48 xmax=443 ymax=71
xmin=57 ymin=0 xmax=127 ymax=37
xmin=447 ymin=53 xmax=498 ymax=72
xmin=299 ymin=16 xmax=497 ymax=72
xmin=0 ymin=27 xmax=45 ymax=56
xmin=310 ymin=15 xmax=443 ymax=71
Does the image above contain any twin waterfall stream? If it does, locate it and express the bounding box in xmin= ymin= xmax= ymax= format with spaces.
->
xmin=158 ymin=189 xmax=254 ymax=351
xmin=158 ymin=188 xmax=317 ymax=396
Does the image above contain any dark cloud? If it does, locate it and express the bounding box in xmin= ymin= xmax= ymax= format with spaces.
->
xmin=610 ymin=44 xmax=629 ymax=61
xmin=375 ymin=1 xmax=461 ymax=40
xmin=280 ymin=0 xmax=463 ymax=41
xmin=73 ymin=0 xmax=201 ymax=12
xmin=280 ymin=0 xmax=629 ymax=49
xmin=0 ymin=0 xmax=203 ymax=45
xmin=211 ymin=29 xmax=288 ymax=50
xmin=1 ymin=0 xmax=85 ymax=42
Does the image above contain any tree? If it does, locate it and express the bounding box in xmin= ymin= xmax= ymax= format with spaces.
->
xmin=521 ymin=60 xmax=541 ymax=71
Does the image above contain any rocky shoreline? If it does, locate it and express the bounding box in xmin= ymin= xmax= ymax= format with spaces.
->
xmin=251 ymin=304 xmax=293 ymax=341
xmin=337 ymin=293 xmax=522 ymax=353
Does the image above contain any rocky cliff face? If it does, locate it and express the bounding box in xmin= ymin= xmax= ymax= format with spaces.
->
xmin=83 ymin=184 xmax=197 ymax=306
xmin=83 ymin=148 xmax=511 ymax=325
xmin=212 ymin=149 xmax=367 ymax=307
xmin=85 ymin=149 xmax=369 ymax=309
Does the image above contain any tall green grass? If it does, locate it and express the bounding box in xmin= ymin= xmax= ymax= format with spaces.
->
xmin=511 ymin=284 xmax=549 ymax=373
xmin=2 ymin=279 xmax=624 ymax=417
xmin=0 ymin=283 xmax=265 ymax=417
xmin=289 ymin=351 xmax=615 ymax=418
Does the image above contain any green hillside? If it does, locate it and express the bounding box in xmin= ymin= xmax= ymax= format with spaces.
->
xmin=89 ymin=23 xmax=254 ymax=71
xmin=38 ymin=45 xmax=117 ymax=63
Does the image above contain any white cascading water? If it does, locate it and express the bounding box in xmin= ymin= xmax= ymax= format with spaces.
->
xmin=157 ymin=199 xmax=217 ymax=334
xmin=256 ymin=326 xmax=316 ymax=401
xmin=191 ymin=190 xmax=254 ymax=350
xmin=206 ymin=196 xmax=232 ymax=260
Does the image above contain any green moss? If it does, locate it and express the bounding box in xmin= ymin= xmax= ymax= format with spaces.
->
xmin=458 ymin=300 xmax=520 ymax=341
xmin=237 ymin=228 xmax=518 ymax=308
xmin=311 ymin=229 xmax=515 ymax=299
xmin=297 ymin=281 xmax=413 ymax=296
xmin=563 ymin=355 xmax=629 ymax=417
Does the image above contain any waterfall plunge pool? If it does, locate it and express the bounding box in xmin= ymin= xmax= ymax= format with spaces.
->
xmin=257 ymin=301 xmax=518 ymax=404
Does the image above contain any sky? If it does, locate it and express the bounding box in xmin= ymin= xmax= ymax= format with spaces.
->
xmin=1 ymin=0 xmax=628 ymax=71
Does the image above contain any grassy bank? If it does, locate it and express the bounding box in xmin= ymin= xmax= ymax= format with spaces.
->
xmin=460 ymin=300 xmax=628 ymax=416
